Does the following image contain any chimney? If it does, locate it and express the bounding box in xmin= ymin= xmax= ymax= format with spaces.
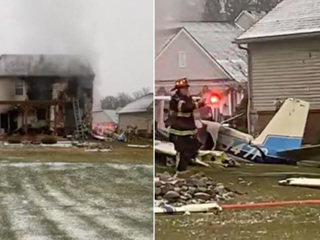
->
xmin=218 ymin=0 xmax=228 ymax=21
xmin=116 ymin=107 xmax=122 ymax=113
xmin=234 ymin=10 xmax=266 ymax=31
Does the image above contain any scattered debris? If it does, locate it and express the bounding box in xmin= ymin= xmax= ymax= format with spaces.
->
xmin=200 ymin=151 xmax=240 ymax=168
xmin=156 ymin=141 xmax=239 ymax=169
xmin=127 ymin=144 xmax=151 ymax=149
xmin=155 ymin=202 xmax=222 ymax=215
xmin=4 ymin=143 xmax=24 ymax=147
xmin=40 ymin=142 xmax=73 ymax=148
xmin=91 ymin=132 xmax=106 ymax=141
xmin=279 ymin=178 xmax=320 ymax=188
xmin=83 ymin=142 xmax=111 ymax=152
xmin=84 ymin=148 xmax=111 ymax=152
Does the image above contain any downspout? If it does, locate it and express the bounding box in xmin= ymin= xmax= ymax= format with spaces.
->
xmin=238 ymin=44 xmax=253 ymax=135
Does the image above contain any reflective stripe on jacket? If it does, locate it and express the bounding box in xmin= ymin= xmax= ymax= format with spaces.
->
xmin=169 ymin=93 xmax=201 ymax=135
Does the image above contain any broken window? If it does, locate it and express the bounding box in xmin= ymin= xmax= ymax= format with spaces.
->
xmin=15 ymin=80 xmax=24 ymax=95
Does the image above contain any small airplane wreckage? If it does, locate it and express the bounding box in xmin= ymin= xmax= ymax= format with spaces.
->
xmin=156 ymin=98 xmax=318 ymax=165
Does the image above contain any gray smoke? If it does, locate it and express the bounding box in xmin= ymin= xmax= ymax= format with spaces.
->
xmin=155 ymin=0 xmax=206 ymax=53
xmin=0 ymin=0 xmax=153 ymax=108
xmin=155 ymin=0 xmax=206 ymax=29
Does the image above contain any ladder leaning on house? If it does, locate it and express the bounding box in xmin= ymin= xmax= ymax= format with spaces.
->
xmin=72 ymin=99 xmax=85 ymax=142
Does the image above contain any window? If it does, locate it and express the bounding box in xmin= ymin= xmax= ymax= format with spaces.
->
xmin=15 ymin=80 xmax=24 ymax=95
xmin=178 ymin=51 xmax=186 ymax=68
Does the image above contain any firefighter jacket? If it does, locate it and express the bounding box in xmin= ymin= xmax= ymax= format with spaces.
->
xmin=169 ymin=93 xmax=203 ymax=136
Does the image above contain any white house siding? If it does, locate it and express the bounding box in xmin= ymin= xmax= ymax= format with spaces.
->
xmin=0 ymin=78 xmax=27 ymax=113
xmin=250 ymin=38 xmax=320 ymax=111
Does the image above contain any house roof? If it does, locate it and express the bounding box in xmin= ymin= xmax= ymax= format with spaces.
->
xmin=103 ymin=110 xmax=118 ymax=123
xmin=155 ymin=28 xmax=180 ymax=55
xmin=0 ymin=54 xmax=95 ymax=78
xmin=118 ymin=93 xmax=153 ymax=114
xmin=92 ymin=110 xmax=118 ymax=124
xmin=236 ymin=0 xmax=320 ymax=43
xmin=156 ymin=22 xmax=248 ymax=82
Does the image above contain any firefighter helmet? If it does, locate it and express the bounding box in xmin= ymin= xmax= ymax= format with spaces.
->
xmin=171 ymin=78 xmax=190 ymax=91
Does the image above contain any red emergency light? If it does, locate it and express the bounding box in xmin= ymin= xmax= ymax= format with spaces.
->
xmin=106 ymin=124 xmax=113 ymax=130
xmin=209 ymin=92 xmax=221 ymax=104
xmin=210 ymin=95 xmax=219 ymax=104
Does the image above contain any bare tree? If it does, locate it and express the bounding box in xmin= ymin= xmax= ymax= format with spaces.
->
xmin=203 ymin=0 xmax=282 ymax=21
xmin=116 ymin=92 xmax=134 ymax=108
xmin=132 ymin=87 xmax=151 ymax=100
xmin=100 ymin=96 xmax=118 ymax=109
xmin=100 ymin=87 xmax=151 ymax=110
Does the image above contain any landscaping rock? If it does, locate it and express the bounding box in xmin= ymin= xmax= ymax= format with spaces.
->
xmin=194 ymin=192 xmax=211 ymax=201
xmin=155 ymin=171 xmax=237 ymax=207
xmin=164 ymin=191 xmax=180 ymax=203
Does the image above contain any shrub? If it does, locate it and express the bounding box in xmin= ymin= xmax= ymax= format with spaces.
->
xmin=7 ymin=137 xmax=22 ymax=144
xmin=41 ymin=136 xmax=57 ymax=144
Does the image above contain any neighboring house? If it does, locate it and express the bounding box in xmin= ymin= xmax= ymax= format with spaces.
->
xmin=155 ymin=15 xmax=263 ymax=118
xmin=118 ymin=93 xmax=153 ymax=136
xmin=235 ymin=0 xmax=320 ymax=143
xmin=92 ymin=110 xmax=118 ymax=136
xmin=155 ymin=22 xmax=247 ymax=117
xmin=0 ymin=54 xmax=94 ymax=135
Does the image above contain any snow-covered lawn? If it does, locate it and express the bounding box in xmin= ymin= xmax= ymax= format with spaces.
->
xmin=0 ymin=161 xmax=153 ymax=240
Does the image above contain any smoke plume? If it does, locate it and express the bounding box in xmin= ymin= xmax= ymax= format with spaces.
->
xmin=0 ymin=0 xmax=153 ymax=108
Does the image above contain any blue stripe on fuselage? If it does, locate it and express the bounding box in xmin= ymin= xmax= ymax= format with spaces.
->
xmin=261 ymin=135 xmax=302 ymax=152
xmin=218 ymin=134 xmax=295 ymax=164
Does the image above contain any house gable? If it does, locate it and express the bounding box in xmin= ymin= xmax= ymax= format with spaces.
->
xmin=155 ymin=28 xmax=230 ymax=81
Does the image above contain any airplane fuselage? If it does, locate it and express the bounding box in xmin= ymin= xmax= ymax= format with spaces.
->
xmin=216 ymin=129 xmax=294 ymax=164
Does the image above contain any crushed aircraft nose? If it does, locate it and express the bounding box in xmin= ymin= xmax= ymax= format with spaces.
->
xmin=201 ymin=151 xmax=240 ymax=168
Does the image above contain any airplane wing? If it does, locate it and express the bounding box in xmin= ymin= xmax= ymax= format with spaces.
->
xmin=154 ymin=141 xmax=226 ymax=158
xmin=277 ymin=144 xmax=320 ymax=161
xmin=154 ymin=142 xmax=176 ymax=156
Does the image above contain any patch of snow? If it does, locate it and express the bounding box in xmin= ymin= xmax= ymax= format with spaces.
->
xmin=40 ymin=143 xmax=73 ymax=148
xmin=3 ymin=183 xmax=51 ymax=239
xmin=0 ymin=162 xmax=72 ymax=168
xmin=23 ymin=177 xmax=101 ymax=240
xmin=43 ymin=181 xmax=151 ymax=240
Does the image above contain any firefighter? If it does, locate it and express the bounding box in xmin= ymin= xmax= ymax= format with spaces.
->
xmin=169 ymin=78 xmax=205 ymax=174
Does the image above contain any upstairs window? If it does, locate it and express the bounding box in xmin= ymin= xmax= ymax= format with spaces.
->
xmin=15 ymin=80 xmax=24 ymax=95
xmin=178 ymin=51 xmax=186 ymax=68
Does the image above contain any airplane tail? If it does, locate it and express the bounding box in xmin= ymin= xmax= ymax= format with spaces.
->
xmin=253 ymin=98 xmax=310 ymax=151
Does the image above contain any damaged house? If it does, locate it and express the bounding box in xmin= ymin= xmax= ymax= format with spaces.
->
xmin=0 ymin=54 xmax=94 ymax=137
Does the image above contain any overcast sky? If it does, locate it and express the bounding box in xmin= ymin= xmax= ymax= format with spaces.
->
xmin=0 ymin=0 xmax=153 ymax=103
